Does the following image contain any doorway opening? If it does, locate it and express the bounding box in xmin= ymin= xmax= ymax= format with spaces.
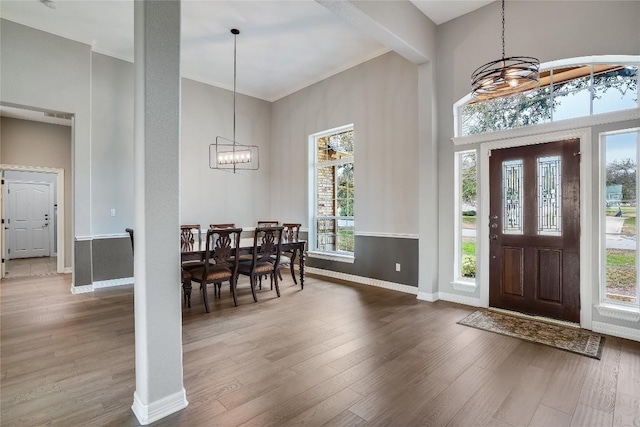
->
xmin=1 ymin=166 xmax=65 ymax=278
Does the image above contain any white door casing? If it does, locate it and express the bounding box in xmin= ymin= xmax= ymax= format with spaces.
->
xmin=1 ymin=173 xmax=5 ymax=277
xmin=479 ymin=127 xmax=593 ymax=329
xmin=7 ymin=181 xmax=52 ymax=259
xmin=0 ymin=165 xmax=65 ymax=274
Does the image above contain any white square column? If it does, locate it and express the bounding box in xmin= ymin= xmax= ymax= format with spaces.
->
xmin=131 ymin=1 xmax=187 ymax=425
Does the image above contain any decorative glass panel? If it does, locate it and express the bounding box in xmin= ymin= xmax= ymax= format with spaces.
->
xmin=503 ymin=160 xmax=523 ymax=234
xmin=537 ymin=156 xmax=562 ymax=236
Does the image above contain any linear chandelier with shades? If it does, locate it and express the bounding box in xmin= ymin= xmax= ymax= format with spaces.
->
xmin=210 ymin=29 xmax=259 ymax=173
xmin=470 ymin=0 xmax=540 ymax=101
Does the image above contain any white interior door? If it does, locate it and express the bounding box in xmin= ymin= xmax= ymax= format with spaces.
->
xmin=8 ymin=182 xmax=51 ymax=259
xmin=1 ymin=173 xmax=5 ymax=277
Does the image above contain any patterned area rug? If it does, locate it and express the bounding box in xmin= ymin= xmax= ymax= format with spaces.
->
xmin=458 ymin=310 xmax=605 ymax=359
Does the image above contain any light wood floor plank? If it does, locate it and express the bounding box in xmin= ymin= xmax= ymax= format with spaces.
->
xmin=528 ymin=404 xmax=572 ymax=427
xmin=570 ymin=403 xmax=614 ymax=427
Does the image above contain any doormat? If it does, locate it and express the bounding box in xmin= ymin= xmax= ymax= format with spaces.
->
xmin=458 ymin=310 xmax=605 ymax=359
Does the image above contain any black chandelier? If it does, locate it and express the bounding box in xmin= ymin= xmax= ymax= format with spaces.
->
xmin=210 ymin=29 xmax=259 ymax=173
xmin=471 ymin=0 xmax=540 ymax=101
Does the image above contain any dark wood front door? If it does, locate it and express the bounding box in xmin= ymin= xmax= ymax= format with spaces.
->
xmin=489 ymin=139 xmax=580 ymax=322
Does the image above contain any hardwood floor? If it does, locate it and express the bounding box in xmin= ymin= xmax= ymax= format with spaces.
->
xmin=1 ymin=273 xmax=639 ymax=426
xmin=5 ymin=256 xmax=57 ymax=279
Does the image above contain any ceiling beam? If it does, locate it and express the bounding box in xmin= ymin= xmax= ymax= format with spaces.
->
xmin=316 ymin=0 xmax=436 ymax=64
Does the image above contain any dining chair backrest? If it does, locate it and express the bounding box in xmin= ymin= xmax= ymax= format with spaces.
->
xmin=251 ymin=226 xmax=283 ymax=266
xmin=210 ymin=223 xmax=236 ymax=230
xmin=204 ymin=227 xmax=242 ymax=270
xmin=125 ymin=228 xmax=134 ymax=253
xmin=282 ymin=223 xmax=301 ymax=242
xmin=257 ymin=220 xmax=279 ymax=227
xmin=180 ymin=224 xmax=201 ymax=251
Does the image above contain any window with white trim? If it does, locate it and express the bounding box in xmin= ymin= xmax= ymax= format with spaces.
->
xmin=457 ymin=62 xmax=638 ymax=137
xmin=455 ymin=150 xmax=477 ymax=282
xmin=601 ymin=129 xmax=640 ymax=309
xmin=309 ymin=125 xmax=354 ymax=258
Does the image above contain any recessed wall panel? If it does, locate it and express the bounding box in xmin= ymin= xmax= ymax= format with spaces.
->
xmin=538 ymin=249 xmax=562 ymax=302
xmin=502 ymin=247 xmax=524 ymax=296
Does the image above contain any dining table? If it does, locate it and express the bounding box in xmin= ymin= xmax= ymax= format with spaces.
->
xmin=181 ymin=236 xmax=306 ymax=304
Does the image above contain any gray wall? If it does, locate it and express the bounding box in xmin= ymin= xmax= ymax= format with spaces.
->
xmin=0 ymin=117 xmax=73 ymax=268
xmin=271 ymin=51 xmax=419 ymax=235
xmin=1 ymin=19 xmax=92 ymax=238
xmin=91 ymin=53 xmax=135 ymax=236
xmin=1 ymin=21 xmax=274 ymax=285
xmin=1 ymin=19 xmax=92 ymax=282
xmin=436 ymin=1 xmax=640 ymax=297
xmin=181 ymin=78 xmax=272 ymax=228
xmin=271 ymin=51 xmax=419 ymax=285
xmin=306 ymin=235 xmax=419 ymax=287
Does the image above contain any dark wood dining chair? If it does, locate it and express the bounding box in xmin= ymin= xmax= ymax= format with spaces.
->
xmin=255 ymin=221 xmax=279 ymax=284
xmin=237 ymin=226 xmax=283 ymax=302
xmin=188 ymin=227 xmax=242 ymax=312
xmin=180 ymin=224 xmax=204 ymax=271
xmin=125 ymin=228 xmax=134 ymax=253
xmin=257 ymin=221 xmax=279 ymax=227
xmin=210 ymin=223 xmax=235 ymax=229
xmin=276 ymin=223 xmax=301 ymax=284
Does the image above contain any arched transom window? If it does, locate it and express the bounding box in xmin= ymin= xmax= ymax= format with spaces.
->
xmin=455 ymin=57 xmax=639 ymax=137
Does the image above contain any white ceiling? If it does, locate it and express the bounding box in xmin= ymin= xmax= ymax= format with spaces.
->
xmin=410 ymin=0 xmax=492 ymax=25
xmin=0 ymin=0 xmax=493 ymax=103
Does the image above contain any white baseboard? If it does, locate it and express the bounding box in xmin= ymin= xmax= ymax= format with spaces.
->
xmin=417 ymin=291 xmax=483 ymax=308
xmin=592 ymin=321 xmax=640 ymax=342
xmin=93 ymin=277 xmax=134 ymax=289
xmin=70 ymin=277 xmax=134 ymax=294
xmin=131 ymin=389 xmax=188 ymax=425
xmin=417 ymin=291 xmax=439 ymax=302
xmin=71 ymin=284 xmax=93 ymax=294
xmin=64 ymin=267 xmax=72 ymax=274
xmin=305 ymin=267 xmax=418 ymax=295
xmin=438 ymin=292 xmax=483 ymax=308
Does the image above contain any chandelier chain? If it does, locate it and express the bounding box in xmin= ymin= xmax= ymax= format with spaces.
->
xmin=501 ymin=0 xmax=505 ymax=60
xmin=233 ymin=31 xmax=237 ymax=144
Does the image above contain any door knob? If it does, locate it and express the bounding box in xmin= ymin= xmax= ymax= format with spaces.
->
xmin=491 ymin=215 xmax=498 ymax=220
xmin=490 ymin=234 xmax=498 ymax=240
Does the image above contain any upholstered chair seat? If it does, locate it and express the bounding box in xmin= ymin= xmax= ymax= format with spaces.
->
xmin=238 ymin=260 xmax=273 ymax=275
xmin=190 ymin=264 xmax=232 ymax=281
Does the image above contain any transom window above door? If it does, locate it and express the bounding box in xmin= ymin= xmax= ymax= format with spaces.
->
xmin=455 ymin=58 xmax=639 ymax=137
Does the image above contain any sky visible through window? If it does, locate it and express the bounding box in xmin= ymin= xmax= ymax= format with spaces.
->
xmin=607 ymin=132 xmax=637 ymax=163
